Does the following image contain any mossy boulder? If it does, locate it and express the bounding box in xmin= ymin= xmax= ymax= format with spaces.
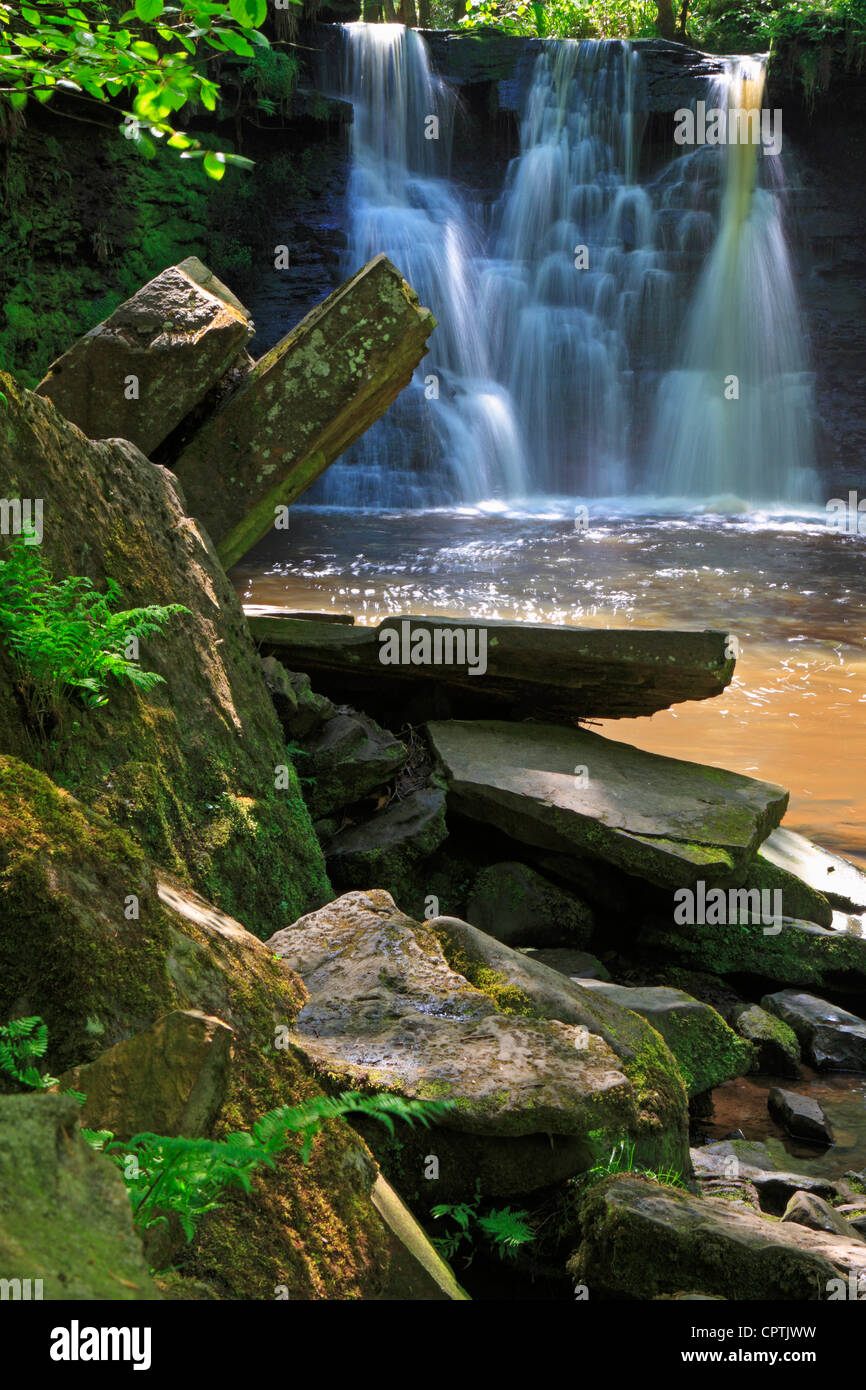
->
xmin=578 ymin=981 xmax=754 ymax=1098
xmin=267 ymin=891 xmax=690 ymax=1202
xmin=0 ymin=759 xmax=389 ymax=1299
xmin=0 ymin=1093 xmax=160 ymax=1300
xmin=0 ymin=374 xmax=330 ymax=935
xmin=568 ymin=1173 xmax=866 ymax=1301
xmin=728 ymin=1003 xmax=801 ymax=1077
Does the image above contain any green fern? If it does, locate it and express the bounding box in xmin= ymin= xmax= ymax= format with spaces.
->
xmin=0 ymin=1016 xmax=59 ymax=1090
xmin=432 ymin=1181 xmax=535 ymax=1265
xmin=0 ymin=526 xmax=189 ymax=737
xmin=87 ymin=1091 xmax=453 ymax=1242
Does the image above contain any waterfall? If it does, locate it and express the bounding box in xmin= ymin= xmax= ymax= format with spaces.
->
xmin=312 ymin=26 xmax=817 ymax=510
xmin=647 ymin=58 xmax=818 ymax=505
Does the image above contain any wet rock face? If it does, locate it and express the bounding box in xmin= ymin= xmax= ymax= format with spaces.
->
xmin=0 ymin=374 xmax=330 ymax=933
xmin=427 ymin=718 xmax=788 ymax=889
xmin=762 ymin=990 xmax=866 ymax=1072
xmin=36 ymin=260 xmax=253 ymax=457
xmin=569 ymin=1172 xmax=866 ymax=1301
xmin=0 ymin=1093 xmax=161 ymax=1301
xmin=266 ymin=890 xmax=689 ymax=1199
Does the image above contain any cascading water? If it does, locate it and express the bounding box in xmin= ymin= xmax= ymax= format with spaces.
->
xmin=647 ymin=59 xmax=818 ymax=504
xmin=313 ymin=24 xmax=818 ymax=510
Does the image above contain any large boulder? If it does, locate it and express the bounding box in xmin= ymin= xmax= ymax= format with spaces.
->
xmin=0 ymin=760 xmax=390 ymax=1299
xmin=762 ymin=990 xmax=866 ymax=1071
xmin=266 ymin=891 xmax=690 ymax=1202
xmin=427 ymin=720 xmax=788 ymax=890
xmin=171 ymin=255 xmax=437 ymax=567
xmin=0 ymin=1093 xmax=160 ymax=1300
xmin=569 ymin=1173 xmax=866 ymax=1300
xmin=0 ymin=374 xmax=329 ymax=933
xmin=578 ymin=981 xmax=753 ymax=1098
xmin=36 ymin=258 xmax=252 ymax=456
xmin=465 ymin=861 xmax=594 ymax=949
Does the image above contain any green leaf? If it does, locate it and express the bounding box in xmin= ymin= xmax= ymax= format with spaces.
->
xmin=203 ymin=150 xmax=226 ymax=180
xmin=135 ymin=0 xmax=165 ymax=17
xmin=229 ymin=0 xmax=267 ymax=29
xmin=215 ymin=28 xmax=255 ymax=55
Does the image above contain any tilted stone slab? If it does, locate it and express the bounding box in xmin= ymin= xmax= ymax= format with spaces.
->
xmin=426 ymin=720 xmax=788 ymax=889
xmin=37 ymin=258 xmax=253 ymax=456
xmin=247 ymin=613 xmax=736 ymax=721
xmin=760 ymin=827 xmax=866 ymax=915
xmin=641 ymin=914 xmax=866 ymax=990
xmin=172 ymin=255 xmax=436 ymax=568
xmin=265 ymin=890 xmax=688 ymax=1196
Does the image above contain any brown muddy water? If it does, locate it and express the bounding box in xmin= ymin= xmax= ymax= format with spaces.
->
xmin=233 ymin=506 xmax=866 ymax=868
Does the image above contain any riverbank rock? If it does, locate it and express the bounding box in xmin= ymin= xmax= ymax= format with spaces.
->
xmin=266 ymin=891 xmax=690 ymax=1202
xmin=0 ymin=1094 xmax=160 ymax=1300
xmin=295 ymin=711 xmax=407 ymax=819
xmin=466 ymin=861 xmax=595 ymax=948
xmin=568 ymin=1173 xmax=866 ymax=1300
xmin=60 ymin=1011 xmax=234 ymax=1143
xmin=260 ymin=657 xmax=335 ymax=740
xmin=762 ymin=990 xmax=866 ymax=1071
xmin=325 ymin=786 xmax=448 ymax=907
xmin=171 ymin=254 xmax=437 ymax=568
xmin=578 ymin=982 xmax=753 ymax=1097
xmin=0 ymin=759 xmax=390 ymax=1299
xmin=781 ymin=1191 xmax=864 ymax=1241
xmin=727 ymin=1003 xmax=801 ymax=1077
xmin=768 ymin=1087 xmax=834 ymax=1146
xmin=427 ymin=720 xmax=788 ymax=889
xmin=36 ymin=259 xmax=252 ymax=456
xmin=0 ymin=374 xmax=329 ymax=933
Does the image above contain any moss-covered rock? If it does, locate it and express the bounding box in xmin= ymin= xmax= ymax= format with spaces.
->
xmin=0 ymin=759 xmax=389 ymax=1299
xmin=0 ymin=375 xmax=330 ymax=934
xmin=325 ymin=786 xmax=448 ymax=910
xmin=0 ymin=1093 xmax=161 ymax=1300
xmin=267 ymin=891 xmax=690 ymax=1203
xmin=568 ymin=1173 xmax=866 ymax=1301
xmin=728 ymin=1003 xmax=801 ymax=1077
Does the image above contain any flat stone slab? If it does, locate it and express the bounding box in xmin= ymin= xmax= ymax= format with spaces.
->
xmin=37 ymin=259 xmax=252 ymax=456
xmin=578 ymin=981 xmax=753 ymax=1096
xmin=172 ymin=255 xmax=436 ymax=567
xmin=427 ymin=720 xmax=788 ymax=889
xmin=265 ymin=890 xmax=688 ymax=1195
xmin=247 ymin=614 xmax=736 ymax=722
xmin=641 ymin=914 xmax=866 ymax=989
xmin=569 ymin=1173 xmax=866 ymax=1300
xmin=761 ymin=827 xmax=866 ymax=915
xmin=762 ymin=990 xmax=866 ymax=1072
